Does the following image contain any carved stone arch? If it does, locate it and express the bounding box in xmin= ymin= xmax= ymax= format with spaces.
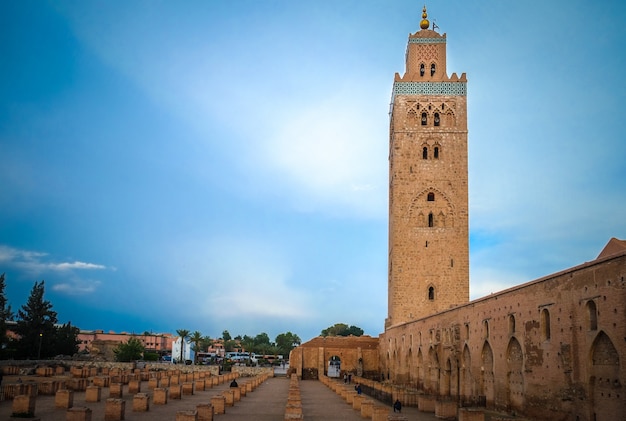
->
xmin=444 ymin=109 xmax=456 ymax=127
xmin=461 ymin=344 xmax=472 ymax=401
xmin=441 ymin=357 xmax=452 ymax=396
xmin=407 ymin=187 xmax=455 ymax=228
xmin=428 ymin=346 xmax=440 ymax=394
xmin=589 ymin=331 xmax=623 ymax=417
xmin=506 ymin=337 xmax=524 ymax=411
xmin=407 ymin=108 xmax=419 ymax=127
xmin=417 ymin=347 xmax=424 ymax=390
xmin=480 ymin=341 xmax=495 ymax=407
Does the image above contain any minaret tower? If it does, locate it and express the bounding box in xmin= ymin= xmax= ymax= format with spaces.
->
xmin=386 ymin=7 xmax=469 ymax=329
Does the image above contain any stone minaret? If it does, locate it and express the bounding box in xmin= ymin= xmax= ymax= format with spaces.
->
xmin=386 ymin=7 xmax=469 ymax=329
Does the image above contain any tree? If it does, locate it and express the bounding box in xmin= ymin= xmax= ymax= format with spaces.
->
xmin=15 ymin=281 xmax=58 ymax=359
xmin=176 ymin=329 xmax=190 ymax=364
xmin=53 ymin=322 xmax=80 ymax=356
xmin=320 ymin=323 xmax=364 ymax=337
xmin=113 ymin=337 xmax=145 ymax=362
xmin=222 ymin=330 xmax=232 ymax=341
xmin=0 ymin=273 xmax=14 ymax=357
xmin=275 ymin=331 xmax=301 ymax=356
xmin=190 ymin=331 xmax=203 ymax=364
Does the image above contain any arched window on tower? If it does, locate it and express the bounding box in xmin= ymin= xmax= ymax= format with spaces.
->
xmin=434 ymin=146 xmax=439 ymax=159
xmin=431 ymin=63 xmax=436 ymax=76
xmin=587 ymin=300 xmax=598 ymax=331
xmin=434 ymin=113 xmax=440 ymax=126
xmin=421 ymin=112 xmax=427 ymax=126
xmin=422 ymin=147 xmax=428 ymax=159
xmin=427 ymin=192 xmax=435 ymax=201
xmin=420 ymin=63 xmax=425 ymax=77
xmin=428 ymin=286 xmax=435 ymax=300
xmin=428 ymin=212 xmax=434 ymax=227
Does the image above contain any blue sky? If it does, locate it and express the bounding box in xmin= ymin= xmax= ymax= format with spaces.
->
xmin=1 ymin=1 xmax=625 ymax=343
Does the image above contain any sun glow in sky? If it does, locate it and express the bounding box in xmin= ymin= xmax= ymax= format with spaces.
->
xmin=1 ymin=1 xmax=625 ymax=342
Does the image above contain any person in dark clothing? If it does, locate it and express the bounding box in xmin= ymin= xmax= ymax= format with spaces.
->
xmin=230 ymin=379 xmax=238 ymax=388
xmin=393 ymin=399 xmax=402 ymax=412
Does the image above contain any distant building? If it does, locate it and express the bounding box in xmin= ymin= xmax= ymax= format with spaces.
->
xmin=171 ymin=337 xmax=195 ymax=363
xmin=78 ymin=330 xmax=174 ymax=357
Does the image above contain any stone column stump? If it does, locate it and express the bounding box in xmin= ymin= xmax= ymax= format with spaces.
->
xmin=67 ymin=407 xmax=92 ymax=421
xmin=182 ymin=382 xmax=194 ymax=395
xmin=371 ymin=405 xmax=391 ymax=421
xmin=153 ymin=388 xmax=168 ymax=405
xmin=210 ymin=395 xmax=226 ymax=415
xmin=85 ymin=385 xmax=101 ymax=403
xmin=435 ymin=399 xmax=457 ymax=420
xmin=132 ymin=393 xmax=150 ymax=412
xmin=361 ymin=398 xmax=374 ymax=418
xmin=128 ymin=379 xmax=141 ymax=394
xmin=458 ymin=407 xmax=486 ymax=421
xmin=12 ymin=394 xmax=36 ymax=417
xmin=104 ymin=398 xmax=125 ymax=421
xmin=223 ymin=389 xmax=234 ymax=406
xmin=196 ymin=403 xmax=214 ymax=421
xmin=55 ymin=389 xmax=74 ymax=409
xmin=352 ymin=393 xmax=364 ymax=410
xmin=418 ymin=395 xmax=436 ymax=413
xmin=176 ymin=410 xmax=198 ymax=421
xmin=109 ymin=383 xmax=123 ymax=399
xmin=170 ymin=384 xmax=183 ymax=399
xmin=195 ymin=379 xmax=205 ymax=391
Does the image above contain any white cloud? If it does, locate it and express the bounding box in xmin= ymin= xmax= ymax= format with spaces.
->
xmin=52 ymin=279 xmax=102 ymax=295
xmin=53 ymin=262 xmax=106 ymax=271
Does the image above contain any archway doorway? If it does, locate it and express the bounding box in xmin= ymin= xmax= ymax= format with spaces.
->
xmin=328 ymin=355 xmax=341 ymax=378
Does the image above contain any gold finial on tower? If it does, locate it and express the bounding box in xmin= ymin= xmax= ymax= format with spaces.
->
xmin=420 ymin=5 xmax=429 ymax=30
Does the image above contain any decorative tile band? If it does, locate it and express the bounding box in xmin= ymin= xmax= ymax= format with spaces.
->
xmin=408 ymin=38 xmax=446 ymax=44
xmin=392 ymin=81 xmax=467 ymax=97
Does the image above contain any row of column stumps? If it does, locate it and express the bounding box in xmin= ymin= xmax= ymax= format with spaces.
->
xmin=4 ymin=364 xmax=271 ymax=421
xmin=318 ymin=374 xmax=489 ymax=421
xmin=284 ymin=373 xmax=303 ymax=420
xmin=318 ymin=374 xmax=407 ymax=421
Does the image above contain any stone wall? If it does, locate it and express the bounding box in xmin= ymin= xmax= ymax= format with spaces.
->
xmin=379 ymin=250 xmax=626 ymax=421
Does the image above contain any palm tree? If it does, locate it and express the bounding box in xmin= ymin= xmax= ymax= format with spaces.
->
xmin=190 ymin=331 xmax=203 ymax=364
xmin=176 ymin=329 xmax=190 ymax=364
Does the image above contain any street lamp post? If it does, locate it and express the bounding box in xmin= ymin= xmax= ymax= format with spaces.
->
xmin=38 ymin=332 xmax=43 ymax=360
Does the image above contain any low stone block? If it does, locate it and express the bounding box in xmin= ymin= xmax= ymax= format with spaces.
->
xmin=223 ymin=389 xmax=234 ymax=406
xmin=109 ymin=383 xmax=123 ymax=399
xmin=458 ymin=407 xmax=485 ymax=421
xmin=170 ymin=384 xmax=183 ymax=399
xmin=132 ymin=393 xmax=150 ymax=412
xmin=176 ymin=410 xmax=198 ymax=421
xmin=371 ymin=405 xmax=390 ymax=421
xmin=12 ymin=394 xmax=36 ymax=417
xmin=85 ymin=385 xmax=101 ymax=403
xmin=361 ymin=398 xmax=374 ymax=418
xmin=67 ymin=406 xmax=92 ymax=421
xmin=210 ymin=395 xmax=226 ymax=415
xmin=104 ymin=398 xmax=125 ymax=421
xmin=55 ymin=389 xmax=74 ymax=409
xmin=418 ymin=395 xmax=436 ymax=413
xmin=153 ymin=388 xmax=168 ymax=405
xmin=128 ymin=379 xmax=141 ymax=394
xmin=197 ymin=403 xmax=213 ymax=421
xmin=182 ymin=382 xmax=194 ymax=395
xmin=435 ymin=399 xmax=457 ymax=420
